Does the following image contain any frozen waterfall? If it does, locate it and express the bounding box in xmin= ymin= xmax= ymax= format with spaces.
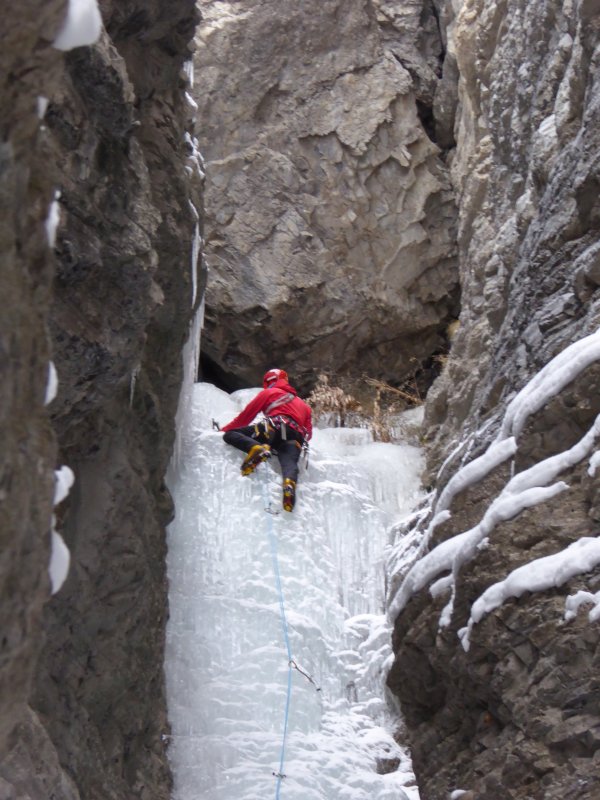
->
xmin=165 ymin=383 xmax=424 ymax=799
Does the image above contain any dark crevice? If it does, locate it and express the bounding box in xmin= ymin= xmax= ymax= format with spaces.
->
xmin=199 ymin=350 xmax=249 ymax=393
xmin=428 ymin=0 xmax=446 ymax=62
xmin=416 ymin=99 xmax=437 ymax=144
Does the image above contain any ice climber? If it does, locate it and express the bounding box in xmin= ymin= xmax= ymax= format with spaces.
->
xmin=221 ymin=368 xmax=312 ymax=512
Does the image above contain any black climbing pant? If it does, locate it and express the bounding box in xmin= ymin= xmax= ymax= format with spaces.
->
xmin=223 ymin=422 xmax=304 ymax=483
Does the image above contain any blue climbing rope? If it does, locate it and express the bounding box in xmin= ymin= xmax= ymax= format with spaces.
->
xmin=261 ymin=476 xmax=293 ymax=799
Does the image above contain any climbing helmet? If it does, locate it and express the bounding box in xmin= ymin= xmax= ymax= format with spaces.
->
xmin=263 ymin=368 xmax=288 ymax=388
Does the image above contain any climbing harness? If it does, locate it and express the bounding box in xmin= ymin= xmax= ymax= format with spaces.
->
xmin=267 ymin=413 xmax=310 ymax=442
xmin=260 ymin=471 xmax=320 ymax=798
xmin=258 ymin=416 xmax=310 ymax=471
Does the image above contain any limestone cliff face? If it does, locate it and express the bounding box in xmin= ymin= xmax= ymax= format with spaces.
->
xmin=0 ymin=2 xmax=201 ymax=799
xmin=193 ymin=0 xmax=458 ymax=392
xmin=388 ymin=1 xmax=600 ymax=798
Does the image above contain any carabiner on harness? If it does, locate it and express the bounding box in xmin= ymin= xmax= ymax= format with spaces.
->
xmin=301 ymin=441 xmax=309 ymax=470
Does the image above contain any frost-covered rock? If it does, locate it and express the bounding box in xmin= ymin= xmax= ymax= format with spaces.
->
xmin=387 ymin=1 xmax=600 ymax=798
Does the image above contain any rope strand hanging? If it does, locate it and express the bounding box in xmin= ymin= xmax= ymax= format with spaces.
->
xmin=262 ymin=474 xmax=292 ymax=798
xmin=260 ymin=471 xmax=321 ymax=798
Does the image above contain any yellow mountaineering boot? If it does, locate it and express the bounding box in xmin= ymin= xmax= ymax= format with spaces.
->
xmin=282 ymin=479 xmax=296 ymax=512
xmin=241 ymin=444 xmax=271 ymax=476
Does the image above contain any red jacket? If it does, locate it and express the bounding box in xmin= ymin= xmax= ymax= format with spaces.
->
xmin=222 ymin=380 xmax=312 ymax=440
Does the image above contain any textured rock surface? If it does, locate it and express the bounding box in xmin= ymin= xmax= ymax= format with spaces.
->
xmin=425 ymin=0 xmax=600 ymax=461
xmin=194 ymin=0 xmax=458 ymax=392
xmin=0 ymin=1 xmax=202 ymax=799
xmin=388 ymin=0 xmax=600 ymax=798
xmin=4 ymin=2 xmax=600 ymax=799
xmin=0 ymin=0 xmax=64 ymax=765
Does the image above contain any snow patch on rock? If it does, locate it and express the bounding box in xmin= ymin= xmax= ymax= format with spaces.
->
xmin=53 ymin=0 xmax=102 ymax=51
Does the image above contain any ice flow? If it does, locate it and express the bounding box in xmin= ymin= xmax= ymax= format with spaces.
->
xmin=165 ymin=383 xmax=424 ymax=799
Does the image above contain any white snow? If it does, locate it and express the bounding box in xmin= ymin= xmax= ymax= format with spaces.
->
xmin=45 ymin=361 xmax=58 ymax=405
xmin=387 ymin=330 xmax=600 ymax=635
xmin=45 ymin=191 xmax=61 ymax=248
xmin=49 ymin=466 xmax=74 ymax=594
xmin=589 ymin=451 xmax=600 ymax=477
xmin=53 ymin=0 xmax=102 ymax=51
xmin=415 ymin=437 xmax=517 ymax=558
xmin=54 ymin=465 xmax=75 ymax=506
xmin=188 ymin=199 xmax=199 ymax=222
xmin=165 ymin=383 xmax=424 ymax=800
xmin=49 ymin=531 xmax=71 ymax=594
xmin=389 ymin=415 xmax=600 ymax=623
xmin=37 ymin=96 xmax=49 ymax=119
xmin=435 ymin=437 xmax=517 ymax=518
xmin=499 ymin=328 xmax=600 ymax=439
xmin=459 ymin=537 xmax=600 ymax=651
xmin=565 ymin=589 xmax=600 ymax=623
xmin=429 ymin=575 xmax=453 ymax=599
xmin=184 ymin=132 xmax=206 ymax=180
xmin=426 ymin=327 xmax=600 ymax=532
xmin=185 ymin=91 xmax=198 ymax=111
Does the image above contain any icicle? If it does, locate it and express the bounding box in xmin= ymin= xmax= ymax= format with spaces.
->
xmin=37 ymin=96 xmax=49 ymax=119
xmin=45 ymin=361 xmax=58 ymax=405
xmin=189 ymin=201 xmax=201 ymax=309
xmin=166 ymin=301 xmax=204 ymax=480
xmin=183 ymin=59 xmax=194 ymax=88
xmin=129 ymin=364 xmax=140 ymax=408
xmin=45 ymin=190 xmax=61 ymax=248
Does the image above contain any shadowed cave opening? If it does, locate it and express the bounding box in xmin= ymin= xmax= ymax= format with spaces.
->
xmin=199 ymin=351 xmax=250 ymax=393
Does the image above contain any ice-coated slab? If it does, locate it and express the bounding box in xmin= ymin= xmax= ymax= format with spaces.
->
xmin=166 ymin=383 xmax=424 ymax=799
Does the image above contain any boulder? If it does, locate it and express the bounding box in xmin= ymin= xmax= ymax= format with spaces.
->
xmin=193 ymin=0 xmax=459 ymax=391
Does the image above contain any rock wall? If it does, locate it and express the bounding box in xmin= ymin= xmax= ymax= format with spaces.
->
xmin=193 ymin=0 xmax=459 ymax=392
xmin=0 ymin=2 xmax=202 ymax=799
xmin=388 ymin=0 xmax=600 ymax=798
xmin=4 ymin=1 xmax=599 ymax=799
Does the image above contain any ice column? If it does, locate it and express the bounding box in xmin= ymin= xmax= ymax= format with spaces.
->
xmin=166 ymin=384 xmax=424 ymax=800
